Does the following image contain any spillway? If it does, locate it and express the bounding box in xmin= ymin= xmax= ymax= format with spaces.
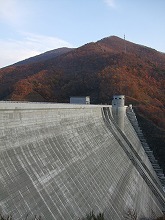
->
xmin=0 ymin=102 xmax=165 ymax=220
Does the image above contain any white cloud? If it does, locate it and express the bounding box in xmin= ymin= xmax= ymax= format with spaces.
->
xmin=0 ymin=33 xmax=73 ymax=68
xmin=21 ymin=32 xmax=74 ymax=51
xmin=104 ymin=0 xmax=116 ymax=8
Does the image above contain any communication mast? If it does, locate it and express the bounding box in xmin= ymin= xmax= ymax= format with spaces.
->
xmin=124 ymin=34 xmax=127 ymax=53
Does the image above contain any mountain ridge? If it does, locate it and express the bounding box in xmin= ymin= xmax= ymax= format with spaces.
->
xmin=12 ymin=47 xmax=75 ymax=66
xmin=0 ymin=35 xmax=165 ymax=173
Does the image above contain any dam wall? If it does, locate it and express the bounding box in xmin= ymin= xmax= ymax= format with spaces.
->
xmin=0 ymin=102 xmax=165 ymax=220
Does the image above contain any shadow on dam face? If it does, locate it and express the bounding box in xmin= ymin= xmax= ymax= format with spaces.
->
xmin=0 ymin=102 xmax=165 ymax=220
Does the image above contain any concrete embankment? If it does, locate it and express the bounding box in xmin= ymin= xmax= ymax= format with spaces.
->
xmin=0 ymin=102 xmax=165 ymax=220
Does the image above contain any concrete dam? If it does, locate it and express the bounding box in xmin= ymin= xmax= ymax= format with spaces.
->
xmin=0 ymin=98 xmax=165 ymax=220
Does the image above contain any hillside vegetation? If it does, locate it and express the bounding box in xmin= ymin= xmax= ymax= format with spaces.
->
xmin=0 ymin=36 xmax=165 ymax=172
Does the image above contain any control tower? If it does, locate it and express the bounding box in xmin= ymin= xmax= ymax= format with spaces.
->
xmin=112 ymin=95 xmax=126 ymax=131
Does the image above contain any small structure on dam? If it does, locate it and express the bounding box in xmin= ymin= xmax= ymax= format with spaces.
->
xmin=0 ymin=98 xmax=165 ymax=220
xmin=70 ymin=96 xmax=90 ymax=104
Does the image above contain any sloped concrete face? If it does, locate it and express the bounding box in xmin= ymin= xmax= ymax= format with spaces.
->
xmin=0 ymin=102 xmax=165 ymax=220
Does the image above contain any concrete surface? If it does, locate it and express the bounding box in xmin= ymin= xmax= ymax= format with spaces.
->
xmin=0 ymin=102 xmax=165 ymax=220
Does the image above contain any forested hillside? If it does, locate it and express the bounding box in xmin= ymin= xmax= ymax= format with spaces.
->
xmin=0 ymin=36 xmax=165 ymax=172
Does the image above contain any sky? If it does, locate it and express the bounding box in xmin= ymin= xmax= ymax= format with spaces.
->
xmin=0 ymin=0 xmax=165 ymax=68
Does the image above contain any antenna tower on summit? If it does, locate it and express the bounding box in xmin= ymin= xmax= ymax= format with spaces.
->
xmin=124 ymin=34 xmax=127 ymax=53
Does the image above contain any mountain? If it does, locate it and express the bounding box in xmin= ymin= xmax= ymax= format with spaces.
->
xmin=0 ymin=35 xmax=165 ymax=173
xmin=13 ymin=47 xmax=74 ymax=66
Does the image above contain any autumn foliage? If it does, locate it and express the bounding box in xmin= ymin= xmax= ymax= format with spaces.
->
xmin=0 ymin=36 xmax=165 ymax=171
